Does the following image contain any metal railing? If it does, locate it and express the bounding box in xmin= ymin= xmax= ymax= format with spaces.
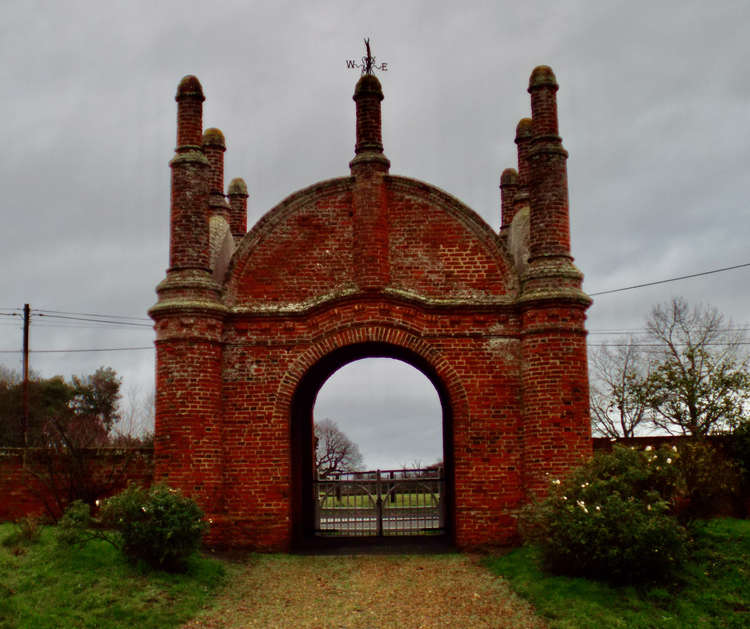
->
xmin=313 ymin=468 xmax=445 ymax=536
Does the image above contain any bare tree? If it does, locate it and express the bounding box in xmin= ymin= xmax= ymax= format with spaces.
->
xmin=589 ymin=339 xmax=653 ymax=438
xmin=112 ymin=385 xmax=155 ymax=446
xmin=314 ymin=419 xmax=364 ymax=478
xmin=643 ymin=297 xmax=749 ymax=436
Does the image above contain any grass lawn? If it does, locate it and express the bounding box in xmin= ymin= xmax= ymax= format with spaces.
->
xmin=2 ymin=518 xmax=748 ymax=628
xmin=485 ymin=518 xmax=750 ymax=629
xmin=0 ymin=523 xmax=226 ymax=629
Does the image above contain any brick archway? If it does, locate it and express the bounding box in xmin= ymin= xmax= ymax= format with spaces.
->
xmin=282 ymin=332 xmax=465 ymax=545
xmin=150 ymin=66 xmax=593 ymax=550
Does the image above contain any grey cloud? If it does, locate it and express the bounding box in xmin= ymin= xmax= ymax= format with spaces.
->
xmin=2 ymin=0 xmax=748 ymax=466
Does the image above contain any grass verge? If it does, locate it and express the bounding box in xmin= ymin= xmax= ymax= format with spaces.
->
xmin=485 ymin=517 xmax=750 ymax=629
xmin=0 ymin=523 xmax=226 ymax=629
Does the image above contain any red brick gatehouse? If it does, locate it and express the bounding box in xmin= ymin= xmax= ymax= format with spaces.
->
xmin=149 ymin=65 xmax=591 ymax=550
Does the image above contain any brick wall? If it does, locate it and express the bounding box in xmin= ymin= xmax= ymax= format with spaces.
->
xmin=0 ymin=448 xmax=153 ymax=521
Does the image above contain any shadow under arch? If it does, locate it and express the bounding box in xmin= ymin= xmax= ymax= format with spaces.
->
xmin=289 ymin=341 xmax=459 ymax=548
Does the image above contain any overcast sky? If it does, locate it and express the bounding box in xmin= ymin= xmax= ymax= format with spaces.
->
xmin=1 ymin=1 xmax=748 ymax=469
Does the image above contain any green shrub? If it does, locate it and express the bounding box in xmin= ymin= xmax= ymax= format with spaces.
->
xmin=55 ymin=499 xmax=93 ymax=546
xmin=519 ymin=446 xmax=687 ymax=584
xmin=1 ymin=515 xmax=42 ymax=548
xmin=100 ymin=484 xmax=207 ymax=571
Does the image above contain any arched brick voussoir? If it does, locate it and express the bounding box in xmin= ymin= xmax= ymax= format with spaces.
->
xmin=271 ymin=324 xmax=470 ymax=432
xmin=222 ymin=178 xmax=356 ymax=306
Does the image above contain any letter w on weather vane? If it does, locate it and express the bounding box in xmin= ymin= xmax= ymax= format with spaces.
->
xmin=346 ymin=38 xmax=388 ymax=75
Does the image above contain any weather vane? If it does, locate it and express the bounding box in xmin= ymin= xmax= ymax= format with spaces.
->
xmin=346 ymin=38 xmax=388 ymax=75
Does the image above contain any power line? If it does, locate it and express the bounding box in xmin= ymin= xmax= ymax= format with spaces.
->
xmin=589 ymin=262 xmax=750 ymax=296
xmin=588 ymin=327 xmax=750 ymax=335
xmin=35 ymin=308 xmax=151 ymax=322
xmin=589 ymin=342 xmax=750 ymax=348
xmin=0 ymin=346 xmax=153 ymax=354
xmin=31 ymin=321 xmax=152 ymax=330
xmin=37 ymin=313 xmax=152 ymax=327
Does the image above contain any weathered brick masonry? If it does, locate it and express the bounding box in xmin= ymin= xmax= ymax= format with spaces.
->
xmin=149 ymin=67 xmax=592 ymax=550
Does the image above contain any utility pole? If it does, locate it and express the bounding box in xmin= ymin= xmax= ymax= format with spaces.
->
xmin=22 ymin=303 xmax=29 ymax=447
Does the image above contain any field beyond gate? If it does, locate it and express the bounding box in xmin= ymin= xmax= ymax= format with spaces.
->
xmin=313 ymin=468 xmax=445 ymax=537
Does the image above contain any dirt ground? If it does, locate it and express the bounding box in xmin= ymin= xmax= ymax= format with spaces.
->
xmin=182 ymin=553 xmax=546 ymax=629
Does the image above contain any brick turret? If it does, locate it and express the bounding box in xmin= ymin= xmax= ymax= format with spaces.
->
xmin=175 ymin=75 xmax=204 ymax=149
xmin=349 ymin=74 xmax=390 ymax=176
xmin=227 ymin=177 xmax=249 ymax=241
xmin=168 ymin=76 xmax=211 ymax=273
xmin=515 ymin=66 xmax=591 ymax=497
xmin=499 ymin=168 xmax=518 ymax=231
xmin=203 ymin=128 xmax=230 ymax=222
xmin=517 ymin=67 xmax=586 ymax=300
xmin=349 ymin=73 xmax=390 ymax=291
xmin=527 ymin=67 xmax=570 ymax=262
xmin=513 ymin=118 xmax=533 ymax=221
xmin=149 ymin=76 xmax=226 ymax=523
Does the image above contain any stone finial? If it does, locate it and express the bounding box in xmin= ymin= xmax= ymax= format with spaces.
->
xmin=515 ymin=117 xmax=534 ymax=137
xmin=228 ymin=177 xmax=248 ymax=196
xmin=176 ymin=75 xmax=205 ymax=101
xmin=202 ymin=127 xmax=225 ymax=147
xmin=500 ymin=168 xmax=518 ymax=187
xmin=528 ymin=65 xmax=558 ymax=91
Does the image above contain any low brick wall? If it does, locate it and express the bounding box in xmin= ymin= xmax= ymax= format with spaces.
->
xmin=2 ymin=437 xmax=746 ymax=525
xmin=0 ymin=447 xmax=153 ymax=521
xmin=593 ymin=434 xmax=736 ymax=453
xmin=594 ymin=435 xmax=748 ymax=518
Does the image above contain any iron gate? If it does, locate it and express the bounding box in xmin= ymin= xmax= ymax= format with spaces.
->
xmin=313 ymin=468 xmax=445 ymax=536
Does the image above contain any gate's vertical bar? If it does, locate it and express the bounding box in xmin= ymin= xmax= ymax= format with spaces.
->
xmin=439 ymin=466 xmax=446 ymax=530
xmin=376 ymin=469 xmax=383 ymax=536
xmin=313 ymin=471 xmax=321 ymax=532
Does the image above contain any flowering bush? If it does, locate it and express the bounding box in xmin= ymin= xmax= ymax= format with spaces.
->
xmin=99 ymin=484 xmax=207 ymax=571
xmin=519 ymin=446 xmax=687 ymax=583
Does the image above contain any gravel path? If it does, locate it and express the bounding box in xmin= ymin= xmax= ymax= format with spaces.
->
xmin=182 ymin=554 xmax=546 ymax=629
